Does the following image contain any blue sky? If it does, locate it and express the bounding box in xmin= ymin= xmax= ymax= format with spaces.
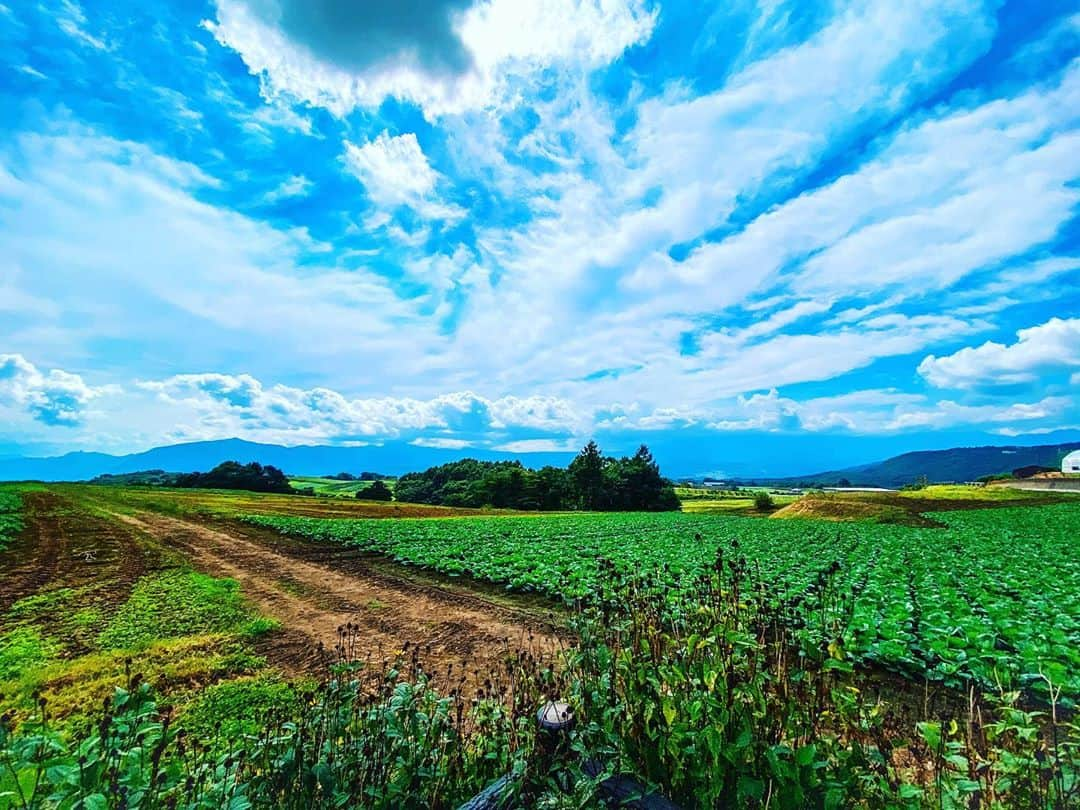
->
xmin=0 ymin=0 xmax=1078 ymax=475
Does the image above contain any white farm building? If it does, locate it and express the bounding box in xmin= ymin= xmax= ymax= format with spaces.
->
xmin=1063 ymin=451 xmax=1080 ymax=474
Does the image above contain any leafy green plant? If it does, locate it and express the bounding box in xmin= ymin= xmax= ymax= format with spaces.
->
xmin=0 ymin=489 xmax=24 ymax=552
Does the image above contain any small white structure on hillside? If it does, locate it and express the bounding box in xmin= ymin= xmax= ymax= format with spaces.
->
xmin=1063 ymin=451 xmax=1080 ymax=474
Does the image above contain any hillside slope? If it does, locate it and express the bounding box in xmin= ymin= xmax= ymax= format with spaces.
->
xmin=751 ymin=442 xmax=1080 ymax=489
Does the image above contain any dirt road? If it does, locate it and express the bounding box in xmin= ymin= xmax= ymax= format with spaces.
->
xmin=113 ymin=509 xmax=565 ymax=686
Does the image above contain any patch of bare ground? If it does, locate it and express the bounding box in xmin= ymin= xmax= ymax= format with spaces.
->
xmin=0 ymin=491 xmax=168 ymax=616
xmin=110 ymin=510 xmax=566 ymax=693
xmin=770 ymin=489 xmax=1072 ymax=525
xmin=769 ymin=494 xmax=937 ymax=526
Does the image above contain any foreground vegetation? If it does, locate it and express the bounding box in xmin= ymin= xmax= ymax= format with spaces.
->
xmin=2 ymin=553 xmax=1076 ymax=809
xmin=1 ymin=483 xmax=1078 ymax=808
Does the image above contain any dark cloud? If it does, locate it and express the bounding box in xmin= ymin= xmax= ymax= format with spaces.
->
xmin=273 ymin=0 xmax=477 ymax=76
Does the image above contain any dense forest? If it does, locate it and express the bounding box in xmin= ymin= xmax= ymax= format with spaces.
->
xmin=175 ymin=461 xmax=293 ymax=493
xmin=394 ymin=442 xmax=680 ymax=511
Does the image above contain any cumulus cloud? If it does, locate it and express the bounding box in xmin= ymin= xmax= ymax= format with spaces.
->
xmin=707 ymin=389 xmax=799 ymax=432
xmin=0 ymin=354 xmax=105 ymax=426
xmin=918 ymin=318 xmax=1080 ymax=389
xmin=205 ymin=0 xmax=656 ymax=116
xmin=139 ymin=372 xmax=585 ymax=443
xmin=886 ymin=397 xmax=1071 ymax=430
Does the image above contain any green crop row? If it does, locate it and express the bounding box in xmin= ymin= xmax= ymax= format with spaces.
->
xmin=0 ymin=488 xmax=24 ymax=552
xmin=246 ymin=503 xmax=1080 ymax=701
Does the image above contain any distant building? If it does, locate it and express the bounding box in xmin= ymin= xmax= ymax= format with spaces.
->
xmin=1063 ymin=451 xmax=1080 ymax=474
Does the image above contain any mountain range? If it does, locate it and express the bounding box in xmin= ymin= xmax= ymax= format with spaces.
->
xmin=0 ymin=438 xmax=575 ymax=482
xmin=741 ymin=441 xmax=1080 ymax=489
xmin=1 ymin=437 xmax=1078 ymax=488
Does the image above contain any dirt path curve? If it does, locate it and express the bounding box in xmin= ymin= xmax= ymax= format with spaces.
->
xmin=112 ymin=509 xmax=564 ymax=687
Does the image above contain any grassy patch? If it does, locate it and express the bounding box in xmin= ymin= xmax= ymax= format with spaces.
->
xmin=97 ymin=570 xmax=258 ymax=649
xmin=0 ymin=625 xmax=62 ymax=680
xmin=3 ymin=635 xmax=267 ymax=729
xmin=179 ymin=673 xmax=303 ymax=743
xmin=289 ymin=476 xmax=397 ymax=498
xmin=6 ymin=587 xmax=76 ymax=621
xmin=899 ymin=483 xmax=1047 ymax=501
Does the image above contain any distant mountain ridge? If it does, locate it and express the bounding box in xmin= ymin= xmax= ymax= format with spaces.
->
xmin=741 ymin=442 xmax=1080 ymax=489
xmin=2 ymin=437 xmax=1078 ymax=487
xmin=0 ymin=438 xmax=578 ymax=482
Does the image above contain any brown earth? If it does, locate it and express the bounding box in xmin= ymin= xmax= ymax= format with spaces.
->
xmin=109 ymin=509 xmax=566 ymax=692
xmin=769 ymin=494 xmax=935 ymax=526
xmin=770 ymin=489 xmax=1073 ymax=525
xmin=0 ymin=490 xmax=167 ymax=615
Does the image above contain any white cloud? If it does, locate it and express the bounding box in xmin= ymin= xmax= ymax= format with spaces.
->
xmin=205 ymin=0 xmax=656 ymax=117
xmin=56 ymin=0 xmax=108 ymax=50
xmin=707 ymin=389 xmax=797 ymax=431
xmin=886 ymin=397 xmax=1071 ymax=430
xmin=432 ymin=0 xmax=1004 ymax=401
xmin=493 ymin=438 xmax=580 ymax=453
xmin=631 ymin=58 xmax=1080 ymax=315
xmin=410 ymin=437 xmax=474 ymax=449
xmin=139 ymin=373 xmax=586 ymax=444
xmin=343 ymin=132 xmax=464 ymax=221
xmin=0 ymin=125 xmax=426 ymax=381
xmin=918 ymin=318 xmax=1080 ymax=389
xmin=687 ymin=314 xmax=980 ymax=400
xmin=341 ymin=133 xmax=443 ymax=218
xmin=244 ymin=102 xmax=316 ymax=138
xmin=261 ymin=174 xmax=312 ymax=204
xmin=0 ymin=354 xmax=106 ymax=426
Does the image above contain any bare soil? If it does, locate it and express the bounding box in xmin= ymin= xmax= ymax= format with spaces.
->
xmin=110 ymin=509 xmax=565 ymax=690
xmin=0 ymin=491 xmax=165 ymax=615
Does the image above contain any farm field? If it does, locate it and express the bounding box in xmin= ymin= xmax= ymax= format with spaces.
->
xmin=248 ymin=501 xmax=1080 ymax=701
xmin=288 ymin=476 xmax=397 ymax=497
xmin=1 ymin=481 xmax=1078 ymax=808
xmin=674 ymin=485 xmax=800 ymax=513
xmin=0 ymin=484 xmax=559 ymax=731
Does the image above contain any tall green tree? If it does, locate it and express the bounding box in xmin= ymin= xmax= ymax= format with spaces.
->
xmin=569 ymin=440 xmax=605 ymax=510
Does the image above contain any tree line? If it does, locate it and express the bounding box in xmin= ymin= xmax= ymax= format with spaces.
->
xmin=394 ymin=441 xmax=680 ymax=511
xmin=174 ymin=461 xmax=293 ymax=494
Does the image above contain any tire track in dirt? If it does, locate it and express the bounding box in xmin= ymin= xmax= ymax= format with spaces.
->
xmin=0 ymin=492 xmax=66 ymax=613
xmin=112 ymin=510 xmax=565 ymax=686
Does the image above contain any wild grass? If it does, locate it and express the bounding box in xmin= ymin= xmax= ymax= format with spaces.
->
xmin=97 ymin=570 xmax=262 ymax=649
xmin=1 ymin=565 xmax=277 ymax=732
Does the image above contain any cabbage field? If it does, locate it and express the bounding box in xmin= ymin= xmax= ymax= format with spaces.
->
xmin=248 ymin=502 xmax=1080 ymax=702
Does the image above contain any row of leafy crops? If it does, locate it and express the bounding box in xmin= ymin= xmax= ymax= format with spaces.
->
xmin=246 ymin=502 xmax=1080 ymax=700
xmin=0 ymin=488 xmax=23 ymax=551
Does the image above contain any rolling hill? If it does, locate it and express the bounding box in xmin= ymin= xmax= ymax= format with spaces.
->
xmin=744 ymin=442 xmax=1080 ymax=489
